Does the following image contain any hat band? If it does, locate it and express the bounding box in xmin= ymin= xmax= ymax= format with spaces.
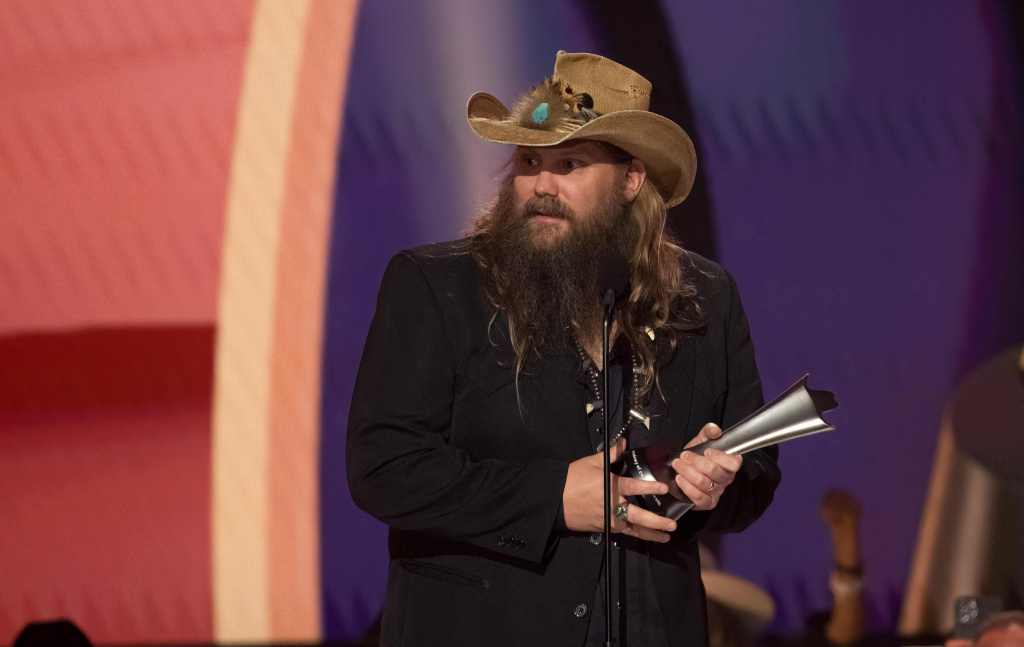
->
xmin=501 ymin=77 xmax=602 ymax=135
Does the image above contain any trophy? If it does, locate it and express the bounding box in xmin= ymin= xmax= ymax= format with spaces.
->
xmin=623 ymin=374 xmax=838 ymax=520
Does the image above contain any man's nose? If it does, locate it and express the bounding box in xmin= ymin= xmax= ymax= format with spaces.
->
xmin=533 ymin=169 xmax=558 ymax=197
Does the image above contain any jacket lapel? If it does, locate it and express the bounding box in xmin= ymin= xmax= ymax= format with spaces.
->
xmin=647 ymin=332 xmax=698 ymax=450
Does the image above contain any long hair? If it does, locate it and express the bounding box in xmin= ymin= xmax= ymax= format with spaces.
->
xmin=469 ymin=155 xmax=702 ymax=397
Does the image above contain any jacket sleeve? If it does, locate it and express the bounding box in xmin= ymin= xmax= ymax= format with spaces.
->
xmin=679 ymin=270 xmax=781 ymax=535
xmin=346 ymin=253 xmax=569 ymax=564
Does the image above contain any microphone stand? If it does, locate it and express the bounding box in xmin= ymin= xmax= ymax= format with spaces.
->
xmin=601 ymin=289 xmax=615 ymax=647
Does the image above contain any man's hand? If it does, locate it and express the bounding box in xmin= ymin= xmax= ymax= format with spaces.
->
xmin=671 ymin=423 xmax=743 ymax=512
xmin=562 ymin=438 xmax=678 ymax=543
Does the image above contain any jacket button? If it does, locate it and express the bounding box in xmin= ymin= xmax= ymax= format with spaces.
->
xmin=573 ymin=603 xmax=588 ymax=619
xmin=589 ymin=533 xmax=602 ymax=545
xmin=497 ymin=535 xmax=507 ymax=547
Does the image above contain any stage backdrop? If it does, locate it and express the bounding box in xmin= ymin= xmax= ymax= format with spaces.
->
xmin=2 ymin=1 xmax=1023 ymax=645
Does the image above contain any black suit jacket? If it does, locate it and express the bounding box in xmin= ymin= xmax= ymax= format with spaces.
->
xmin=347 ymin=240 xmax=780 ymax=646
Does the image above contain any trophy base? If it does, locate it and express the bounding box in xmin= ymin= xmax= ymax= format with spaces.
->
xmin=622 ymin=447 xmax=695 ymax=520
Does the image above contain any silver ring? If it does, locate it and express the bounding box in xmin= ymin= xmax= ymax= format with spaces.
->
xmin=613 ymin=502 xmax=629 ymax=522
xmin=708 ymin=478 xmax=717 ymax=492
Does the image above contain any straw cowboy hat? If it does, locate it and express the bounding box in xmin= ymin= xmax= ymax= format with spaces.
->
xmin=466 ymin=50 xmax=697 ymax=208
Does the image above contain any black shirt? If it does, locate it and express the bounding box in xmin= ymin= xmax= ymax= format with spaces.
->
xmin=582 ymin=345 xmax=672 ymax=647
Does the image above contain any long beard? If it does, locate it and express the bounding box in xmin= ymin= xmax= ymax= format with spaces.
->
xmin=483 ymin=179 xmax=636 ymax=355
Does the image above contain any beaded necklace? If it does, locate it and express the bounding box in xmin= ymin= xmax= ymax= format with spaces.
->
xmin=573 ymin=337 xmax=651 ymax=449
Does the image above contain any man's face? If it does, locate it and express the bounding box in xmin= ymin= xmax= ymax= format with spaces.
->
xmin=510 ymin=141 xmax=639 ymax=248
xmin=478 ymin=140 xmax=645 ymax=345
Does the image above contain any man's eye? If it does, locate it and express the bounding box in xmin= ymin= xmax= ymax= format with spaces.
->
xmin=521 ymin=156 xmax=539 ymax=167
xmin=562 ymin=159 xmax=584 ymax=171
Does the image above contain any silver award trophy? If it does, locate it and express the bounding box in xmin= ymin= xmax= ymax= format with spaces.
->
xmin=623 ymin=374 xmax=838 ymax=520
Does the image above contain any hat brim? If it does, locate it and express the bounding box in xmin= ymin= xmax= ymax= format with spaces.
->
xmin=467 ymin=92 xmax=697 ymax=208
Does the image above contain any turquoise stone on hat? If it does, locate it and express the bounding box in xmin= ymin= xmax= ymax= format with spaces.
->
xmin=531 ymin=102 xmax=550 ymax=125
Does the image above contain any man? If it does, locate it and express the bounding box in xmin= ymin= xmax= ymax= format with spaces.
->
xmin=348 ymin=51 xmax=780 ymax=646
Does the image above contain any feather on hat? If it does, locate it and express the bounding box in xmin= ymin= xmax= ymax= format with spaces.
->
xmin=467 ymin=51 xmax=697 ymax=208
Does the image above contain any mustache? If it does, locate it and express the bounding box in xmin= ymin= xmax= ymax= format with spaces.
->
xmin=522 ymin=196 xmax=576 ymax=221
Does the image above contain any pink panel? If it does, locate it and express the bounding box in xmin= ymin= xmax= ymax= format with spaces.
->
xmin=0 ymin=0 xmax=253 ymax=334
xmin=0 ymin=327 xmax=214 ymax=643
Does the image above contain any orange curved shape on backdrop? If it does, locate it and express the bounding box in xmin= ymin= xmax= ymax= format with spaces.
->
xmin=211 ymin=0 xmax=358 ymax=642
xmin=268 ymin=0 xmax=360 ymax=639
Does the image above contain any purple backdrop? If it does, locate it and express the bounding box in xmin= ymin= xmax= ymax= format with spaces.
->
xmin=321 ymin=1 xmax=1024 ymax=639
xmin=665 ymin=1 xmax=1024 ymax=630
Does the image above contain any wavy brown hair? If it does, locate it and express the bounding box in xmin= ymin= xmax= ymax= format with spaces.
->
xmin=469 ymin=147 xmax=702 ymax=397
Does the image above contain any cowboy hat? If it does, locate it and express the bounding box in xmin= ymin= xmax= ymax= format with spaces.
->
xmin=466 ymin=50 xmax=697 ymax=208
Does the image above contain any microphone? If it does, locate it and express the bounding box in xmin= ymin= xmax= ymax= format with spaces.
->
xmin=597 ymin=253 xmax=628 ymax=647
xmin=598 ymin=253 xmax=630 ymax=312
